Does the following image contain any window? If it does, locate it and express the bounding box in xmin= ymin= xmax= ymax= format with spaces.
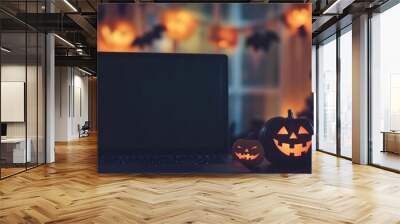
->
xmin=370 ymin=3 xmax=400 ymax=171
xmin=317 ymin=36 xmax=337 ymax=154
xmin=339 ymin=28 xmax=352 ymax=158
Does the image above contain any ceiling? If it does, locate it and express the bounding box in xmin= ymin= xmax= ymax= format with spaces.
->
xmin=0 ymin=0 xmax=391 ymax=73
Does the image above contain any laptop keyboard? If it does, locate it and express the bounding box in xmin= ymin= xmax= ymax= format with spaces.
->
xmin=111 ymin=154 xmax=228 ymax=166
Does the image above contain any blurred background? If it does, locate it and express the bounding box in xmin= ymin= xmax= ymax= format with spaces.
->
xmin=98 ymin=3 xmax=312 ymax=139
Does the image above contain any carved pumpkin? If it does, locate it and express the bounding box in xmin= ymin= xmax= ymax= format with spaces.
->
xmin=209 ymin=26 xmax=239 ymax=50
xmin=161 ymin=9 xmax=198 ymax=41
xmin=259 ymin=110 xmax=313 ymax=168
xmin=98 ymin=20 xmax=136 ymax=52
xmin=232 ymin=139 xmax=265 ymax=168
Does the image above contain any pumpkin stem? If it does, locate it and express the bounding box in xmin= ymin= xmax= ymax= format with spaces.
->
xmin=288 ymin=109 xmax=294 ymax=119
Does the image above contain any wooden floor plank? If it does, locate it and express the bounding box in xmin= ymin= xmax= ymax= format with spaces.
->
xmin=1 ymin=135 xmax=400 ymax=223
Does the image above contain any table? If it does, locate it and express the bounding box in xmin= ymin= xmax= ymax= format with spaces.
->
xmin=1 ymin=138 xmax=32 ymax=163
xmin=381 ymin=131 xmax=400 ymax=154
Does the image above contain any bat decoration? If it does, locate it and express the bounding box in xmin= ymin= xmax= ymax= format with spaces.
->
xmin=298 ymin=25 xmax=307 ymax=38
xmin=297 ymin=94 xmax=314 ymax=126
xmin=133 ymin=25 xmax=166 ymax=48
xmin=245 ymin=31 xmax=280 ymax=52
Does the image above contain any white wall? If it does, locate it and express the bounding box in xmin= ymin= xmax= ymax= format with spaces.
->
xmin=1 ymin=63 xmax=46 ymax=164
xmin=72 ymin=73 xmax=89 ymax=138
xmin=55 ymin=67 xmax=70 ymax=141
xmin=1 ymin=65 xmax=27 ymax=141
xmin=55 ymin=67 xmax=89 ymax=141
xmin=1 ymin=65 xmax=38 ymax=137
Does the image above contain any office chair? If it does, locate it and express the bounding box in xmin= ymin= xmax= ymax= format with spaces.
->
xmin=79 ymin=121 xmax=90 ymax=138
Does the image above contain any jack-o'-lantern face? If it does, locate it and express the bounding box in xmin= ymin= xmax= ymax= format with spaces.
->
xmin=260 ymin=110 xmax=313 ymax=158
xmin=273 ymin=124 xmax=312 ymax=157
xmin=232 ymin=139 xmax=264 ymax=166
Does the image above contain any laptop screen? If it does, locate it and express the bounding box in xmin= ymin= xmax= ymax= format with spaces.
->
xmin=98 ymin=53 xmax=228 ymax=155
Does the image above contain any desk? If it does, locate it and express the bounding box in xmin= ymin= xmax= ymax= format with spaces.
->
xmin=382 ymin=131 xmax=400 ymax=154
xmin=1 ymin=138 xmax=31 ymax=163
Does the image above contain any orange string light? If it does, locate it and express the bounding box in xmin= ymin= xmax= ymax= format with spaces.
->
xmin=161 ymin=9 xmax=198 ymax=42
xmin=284 ymin=6 xmax=311 ymax=34
xmin=98 ymin=20 xmax=137 ymax=52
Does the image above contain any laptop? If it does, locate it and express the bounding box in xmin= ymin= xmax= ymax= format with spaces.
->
xmin=98 ymin=52 xmax=229 ymax=172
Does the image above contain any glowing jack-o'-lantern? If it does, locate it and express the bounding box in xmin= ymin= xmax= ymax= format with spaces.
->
xmin=209 ymin=26 xmax=239 ymax=50
xmin=259 ymin=110 xmax=313 ymax=166
xmin=283 ymin=6 xmax=311 ymax=35
xmin=232 ymin=139 xmax=265 ymax=168
xmin=98 ymin=20 xmax=136 ymax=52
xmin=161 ymin=9 xmax=198 ymax=41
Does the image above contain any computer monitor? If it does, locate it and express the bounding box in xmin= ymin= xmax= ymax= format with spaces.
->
xmin=98 ymin=52 xmax=228 ymax=156
xmin=1 ymin=123 xmax=7 ymax=137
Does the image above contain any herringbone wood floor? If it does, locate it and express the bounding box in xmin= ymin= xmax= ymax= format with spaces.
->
xmin=1 ymin=135 xmax=400 ymax=224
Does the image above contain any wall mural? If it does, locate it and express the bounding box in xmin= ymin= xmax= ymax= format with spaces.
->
xmin=98 ymin=3 xmax=312 ymax=173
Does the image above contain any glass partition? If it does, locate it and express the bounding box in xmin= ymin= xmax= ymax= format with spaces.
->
xmin=0 ymin=31 xmax=28 ymax=177
xmin=0 ymin=1 xmax=46 ymax=179
xmin=317 ymin=35 xmax=337 ymax=154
